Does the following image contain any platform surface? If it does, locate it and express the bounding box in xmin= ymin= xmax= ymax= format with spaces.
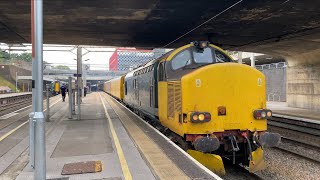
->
xmin=267 ymin=102 xmax=320 ymax=121
xmin=0 ymin=92 xmax=219 ymax=180
xmin=0 ymin=92 xmax=31 ymax=99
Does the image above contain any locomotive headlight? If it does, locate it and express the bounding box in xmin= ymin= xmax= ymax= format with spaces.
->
xmin=192 ymin=114 xmax=199 ymax=121
xmin=200 ymin=41 xmax=208 ymax=48
xmin=198 ymin=114 xmax=205 ymax=121
xmin=254 ymin=109 xmax=272 ymax=119
xmin=190 ymin=112 xmax=211 ymax=122
xmin=267 ymin=110 xmax=272 ymax=117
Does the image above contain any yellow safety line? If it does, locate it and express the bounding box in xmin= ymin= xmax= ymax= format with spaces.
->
xmin=0 ymin=121 xmax=29 ymax=142
xmin=99 ymin=93 xmax=132 ymax=180
xmin=0 ymin=98 xmax=61 ymax=143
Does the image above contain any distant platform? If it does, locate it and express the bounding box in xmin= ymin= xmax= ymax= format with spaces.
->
xmin=0 ymin=92 xmax=31 ymax=99
xmin=267 ymin=102 xmax=320 ymax=121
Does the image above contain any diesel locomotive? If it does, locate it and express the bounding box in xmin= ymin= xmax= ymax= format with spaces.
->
xmin=103 ymin=42 xmax=280 ymax=175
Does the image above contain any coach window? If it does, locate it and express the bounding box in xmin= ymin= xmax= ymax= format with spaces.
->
xmin=133 ymin=79 xmax=136 ymax=89
xmin=171 ymin=49 xmax=192 ymax=70
xmin=125 ymin=81 xmax=127 ymax=95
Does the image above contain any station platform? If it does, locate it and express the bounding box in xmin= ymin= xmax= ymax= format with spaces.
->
xmin=0 ymin=92 xmax=32 ymax=99
xmin=267 ymin=101 xmax=320 ymax=121
xmin=0 ymin=92 xmax=220 ymax=180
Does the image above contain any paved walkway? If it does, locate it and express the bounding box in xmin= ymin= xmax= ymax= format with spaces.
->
xmin=16 ymin=92 xmax=155 ymax=180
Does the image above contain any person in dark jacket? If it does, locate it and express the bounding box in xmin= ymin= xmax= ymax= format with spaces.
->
xmin=84 ymin=86 xmax=87 ymax=97
xmin=60 ymin=84 xmax=67 ymax=102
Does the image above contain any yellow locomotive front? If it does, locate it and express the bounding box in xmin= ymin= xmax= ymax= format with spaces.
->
xmin=158 ymin=42 xmax=280 ymax=175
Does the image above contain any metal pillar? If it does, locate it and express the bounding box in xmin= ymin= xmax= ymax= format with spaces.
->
xmin=29 ymin=0 xmax=36 ymax=170
xmin=29 ymin=112 xmax=35 ymax=169
xmin=46 ymin=84 xmax=50 ymax=122
xmin=68 ymin=77 xmax=73 ymax=119
xmin=238 ymin=52 xmax=243 ymax=64
xmin=250 ymin=53 xmax=255 ymax=67
xmin=76 ymin=47 xmax=82 ymax=120
xmin=32 ymin=0 xmax=46 ymax=179
xmin=83 ymin=64 xmax=86 ymax=96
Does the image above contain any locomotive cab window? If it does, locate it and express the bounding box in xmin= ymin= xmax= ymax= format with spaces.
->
xmin=193 ymin=47 xmax=214 ymax=64
xmin=171 ymin=49 xmax=192 ymax=70
xmin=215 ymin=50 xmax=231 ymax=63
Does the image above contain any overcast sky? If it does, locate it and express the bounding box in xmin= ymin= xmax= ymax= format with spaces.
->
xmin=0 ymin=43 xmax=116 ymax=70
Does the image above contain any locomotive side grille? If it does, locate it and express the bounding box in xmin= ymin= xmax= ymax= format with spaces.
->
xmin=174 ymin=83 xmax=181 ymax=112
xmin=168 ymin=83 xmax=174 ymax=118
xmin=167 ymin=82 xmax=181 ymax=119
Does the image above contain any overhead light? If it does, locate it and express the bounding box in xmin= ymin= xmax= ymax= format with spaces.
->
xmin=266 ymin=57 xmax=273 ymax=60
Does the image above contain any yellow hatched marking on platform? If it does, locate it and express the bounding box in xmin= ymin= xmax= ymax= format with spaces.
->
xmin=0 ymin=98 xmax=61 ymax=143
xmin=99 ymin=93 xmax=132 ymax=180
xmin=102 ymin=93 xmax=189 ymax=180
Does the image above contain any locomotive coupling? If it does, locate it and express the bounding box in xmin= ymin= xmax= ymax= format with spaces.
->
xmin=193 ymin=135 xmax=220 ymax=153
xmin=257 ymin=132 xmax=281 ymax=148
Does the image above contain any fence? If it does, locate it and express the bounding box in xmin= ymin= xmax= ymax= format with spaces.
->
xmin=256 ymin=62 xmax=286 ymax=102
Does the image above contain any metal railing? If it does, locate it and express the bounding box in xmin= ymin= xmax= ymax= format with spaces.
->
xmin=267 ymin=93 xmax=284 ymax=102
xmin=256 ymin=62 xmax=287 ymax=70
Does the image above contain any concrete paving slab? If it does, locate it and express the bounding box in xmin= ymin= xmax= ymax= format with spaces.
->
xmin=51 ymin=119 xmax=113 ymax=158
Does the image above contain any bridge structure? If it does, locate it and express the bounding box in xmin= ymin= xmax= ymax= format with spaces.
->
xmin=1 ymin=0 xmax=319 ymax=110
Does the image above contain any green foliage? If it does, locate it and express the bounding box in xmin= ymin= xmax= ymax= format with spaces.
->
xmin=0 ymin=51 xmax=9 ymax=63
xmin=17 ymin=53 xmax=32 ymax=62
xmin=0 ymin=51 xmax=32 ymax=63
xmin=0 ymin=75 xmax=17 ymax=91
xmin=55 ymin=65 xmax=70 ymax=70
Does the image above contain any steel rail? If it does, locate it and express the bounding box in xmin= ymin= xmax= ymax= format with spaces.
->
xmin=268 ymin=115 xmax=320 ymax=162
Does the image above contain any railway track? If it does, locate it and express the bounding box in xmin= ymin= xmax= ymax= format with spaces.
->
xmin=0 ymin=93 xmax=55 ymax=117
xmin=268 ymin=114 xmax=320 ymax=163
xmin=0 ymin=94 xmax=32 ymax=117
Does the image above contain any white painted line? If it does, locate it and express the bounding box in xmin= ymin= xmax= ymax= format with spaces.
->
xmin=0 ymin=105 xmax=32 ymax=120
xmin=12 ymin=104 xmax=32 ymax=113
xmin=273 ymin=113 xmax=320 ymax=125
xmin=0 ymin=113 xmax=19 ymax=120
xmin=102 ymin=93 xmax=222 ymax=180
xmin=0 ymin=98 xmax=61 ymax=143
xmin=0 ymin=96 xmax=60 ymax=120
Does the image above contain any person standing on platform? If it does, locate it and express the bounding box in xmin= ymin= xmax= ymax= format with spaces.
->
xmin=60 ymin=84 xmax=67 ymax=102
xmin=84 ymin=86 xmax=87 ymax=97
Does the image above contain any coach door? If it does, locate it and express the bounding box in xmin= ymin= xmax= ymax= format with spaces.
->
xmin=133 ymin=78 xmax=139 ymax=104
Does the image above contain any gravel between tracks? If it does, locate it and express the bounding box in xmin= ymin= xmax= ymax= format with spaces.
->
xmin=255 ymin=148 xmax=320 ymax=180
